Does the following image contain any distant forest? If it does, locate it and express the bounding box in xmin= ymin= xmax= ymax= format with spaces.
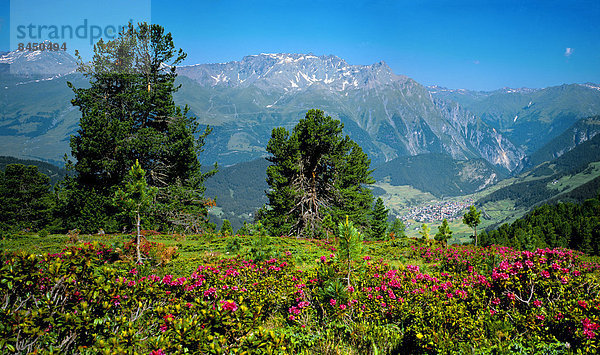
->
xmin=480 ymin=196 xmax=600 ymax=255
xmin=0 ymin=156 xmax=66 ymax=186
xmin=478 ymin=134 xmax=600 ymax=209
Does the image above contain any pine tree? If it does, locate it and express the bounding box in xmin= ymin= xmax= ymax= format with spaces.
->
xmin=434 ymin=218 xmax=453 ymax=248
xmin=338 ymin=216 xmax=363 ymax=287
xmin=321 ymin=214 xmax=336 ymax=241
xmin=388 ymin=218 xmax=406 ymax=239
xmin=418 ymin=223 xmax=431 ymax=241
xmin=220 ymin=219 xmax=233 ymax=236
xmin=263 ymin=109 xmax=374 ymax=237
xmin=0 ymin=164 xmax=54 ymax=232
xmin=370 ymin=197 xmax=388 ymax=240
xmin=65 ymin=23 xmax=215 ymax=232
xmin=463 ymin=205 xmax=482 ymax=246
xmin=114 ymin=160 xmax=158 ymax=263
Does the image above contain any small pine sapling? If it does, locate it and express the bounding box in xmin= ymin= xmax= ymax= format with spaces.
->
xmin=338 ymin=216 xmax=363 ymax=287
xmin=463 ymin=205 xmax=481 ymax=246
xmin=434 ymin=218 xmax=453 ymax=248
xmin=114 ymin=160 xmax=158 ymax=263
xmin=220 ymin=219 xmax=233 ymax=236
xmin=418 ymin=223 xmax=431 ymax=242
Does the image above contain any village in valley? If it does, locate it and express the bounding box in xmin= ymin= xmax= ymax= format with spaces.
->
xmin=399 ymin=198 xmax=475 ymax=223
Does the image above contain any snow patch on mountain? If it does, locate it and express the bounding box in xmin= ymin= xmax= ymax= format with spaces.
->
xmin=177 ymin=53 xmax=408 ymax=92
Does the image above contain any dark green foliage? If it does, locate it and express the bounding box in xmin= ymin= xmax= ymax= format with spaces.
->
xmin=0 ymin=156 xmax=66 ymax=186
xmin=247 ymin=235 xmax=277 ymax=262
xmin=480 ymin=197 xmax=600 ymax=255
xmin=478 ymin=177 xmax=556 ymax=209
xmin=64 ymin=23 xmax=215 ymax=233
xmin=369 ymin=197 xmax=388 ymax=240
xmin=372 ymin=153 xmax=505 ymax=197
xmin=388 ymin=218 xmax=406 ymax=239
xmin=479 ymin=134 xmax=600 ymax=209
xmin=463 ymin=206 xmax=481 ymax=245
xmin=0 ymin=164 xmax=54 ymax=232
xmin=530 ymin=133 xmax=600 ymax=177
xmin=236 ymin=221 xmax=268 ymax=237
xmin=262 ymin=109 xmax=374 ymax=237
xmin=220 ymin=220 xmax=233 ymax=236
xmin=54 ymin=177 xmax=117 ymax=233
xmin=114 ymin=160 xmax=158 ymax=263
xmin=546 ymin=175 xmax=600 ymax=205
xmin=320 ymin=214 xmax=336 ymax=240
xmin=434 ymin=218 xmax=453 ymax=247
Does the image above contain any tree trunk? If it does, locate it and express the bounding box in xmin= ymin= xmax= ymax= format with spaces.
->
xmin=136 ymin=211 xmax=142 ymax=264
xmin=347 ymin=260 xmax=351 ymax=287
xmin=474 ymin=227 xmax=478 ymax=247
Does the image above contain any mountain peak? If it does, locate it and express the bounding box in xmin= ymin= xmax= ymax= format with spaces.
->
xmin=0 ymin=46 xmax=77 ymax=77
xmin=177 ymin=53 xmax=407 ymax=91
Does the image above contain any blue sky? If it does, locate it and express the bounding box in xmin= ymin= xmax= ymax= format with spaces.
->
xmin=1 ymin=0 xmax=599 ymax=91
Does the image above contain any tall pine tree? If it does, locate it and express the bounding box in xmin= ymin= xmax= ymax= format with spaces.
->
xmin=64 ymin=23 xmax=215 ymax=232
xmin=262 ymin=109 xmax=374 ymax=237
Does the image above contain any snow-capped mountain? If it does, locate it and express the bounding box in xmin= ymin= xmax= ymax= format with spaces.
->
xmin=3 ymin=49 xmax=598 ymax=174
xmin=427 ymin=85 xmax=539 ymax=96
xmin=175 ymin=53 xmax=525 ymax=170
xmin=0 ymin=45 xmax=77 ymax=78
xmin=580 ymin=83 xmax=600 ymax=91
xmin=177 ymin=53 xmax=407 ymax=91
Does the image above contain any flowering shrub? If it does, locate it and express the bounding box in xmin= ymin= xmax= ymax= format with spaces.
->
xmin=1 ymin=240 xmax=600 ymax=353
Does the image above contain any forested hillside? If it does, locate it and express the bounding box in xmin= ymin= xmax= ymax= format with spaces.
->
xmin=204 ymin=158 xmax=269 ymax=229
xmin=478 ymin=134 xmax=600 ymax=209
xmin=0 ymin=156 xmax=66 ymax=186
xmin=480 ymin=197 xmax=600 ymax=254
xmin=373 ymin=153 xmax=504 ymax=197
xmin=524 ymin=116 xmax=600 ymax=170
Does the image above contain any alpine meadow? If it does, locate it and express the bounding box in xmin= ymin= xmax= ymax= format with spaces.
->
xmin=2 ymin=2 xmax=600 ymax=354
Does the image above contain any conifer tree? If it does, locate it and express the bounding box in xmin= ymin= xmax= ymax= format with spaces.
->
xmin=435 ymin=218 xmax=452 ymax=248
xmin=65 ymin=23 xmax=215 ymax=232
xmin=388 ymin=218 xmax=406 ymax=239
xmin=263 ymin=109 xmax=374 ymax=237
xmin=114 ymin=160 xmax=158 ymax=263
xmin=418 ymin=223 xmax=431 ymax=241
xmin=220 ymin=219 xmax=233 ymax=236
xmin=370 ymin=197 xmax=389 ymax=240
xmin=0 ymin=164 xmax=54 ymax=232
xmin=463 ymin=205 xmax=482 ymax=246
xmin=338 ymin=216 xmax=363 ymax=287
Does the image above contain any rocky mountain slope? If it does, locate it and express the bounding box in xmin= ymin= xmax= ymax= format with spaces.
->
xmin=2 ymin=49 xmax=598 ymax=175
xmin=176 ymin=53 xmax=524 ymax=170
xmin=429 ymin=84 xmax=600 ymax=155
xmin=525 ymin=116 xmax=600 ymax=170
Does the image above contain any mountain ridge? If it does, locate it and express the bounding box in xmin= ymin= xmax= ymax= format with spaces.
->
xmin=1 ymin=49 xmax=597 ymax=175
xmin=174 ymin=52 xmax=525 ymax=170
xmin=177 ymin=53 xmax=408 ymax=92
